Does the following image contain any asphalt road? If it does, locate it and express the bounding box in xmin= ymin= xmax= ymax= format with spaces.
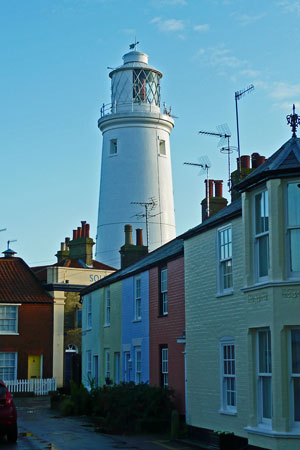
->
xmin=0 ymin=396 xmax=196 ymax=450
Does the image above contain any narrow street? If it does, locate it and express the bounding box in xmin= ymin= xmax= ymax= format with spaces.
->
xmin=0 ymin=396 xmax=195 ymax=450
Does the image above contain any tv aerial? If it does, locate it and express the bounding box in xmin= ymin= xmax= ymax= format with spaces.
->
xmin=184 ymin=156 xmax=211 ymax=219
xmin=131 ymin=197 xmax=160 ymax=247
xmin=198 ymin=123 xmax=236 ymax=192
xmin=235 ymin=84 xmax=254 ymax=172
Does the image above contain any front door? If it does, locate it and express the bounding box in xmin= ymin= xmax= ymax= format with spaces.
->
xmin=28 ymin=355 xmax=41 ymax=379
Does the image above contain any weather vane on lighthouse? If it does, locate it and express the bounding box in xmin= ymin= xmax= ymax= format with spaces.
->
xmin=129 ymin=38 xmax=139 ymax=50
xmin=287 ymin=104 xmax=300 ymax=137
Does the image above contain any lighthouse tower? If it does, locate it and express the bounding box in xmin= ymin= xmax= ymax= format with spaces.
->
xmin=96 ymin=47 xmax=176 ymax=267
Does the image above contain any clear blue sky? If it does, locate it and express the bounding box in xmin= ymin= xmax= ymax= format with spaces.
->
xmin=1 ymin=0 xmax=299 ymax=266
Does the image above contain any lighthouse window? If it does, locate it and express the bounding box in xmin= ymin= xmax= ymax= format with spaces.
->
xmin=159 ymin=140 xmax=166 ymax=156
xmin=133 ymin=69 xmax=160 ymax=106
xmin=110 ymin=139 xmax=118 ymax=156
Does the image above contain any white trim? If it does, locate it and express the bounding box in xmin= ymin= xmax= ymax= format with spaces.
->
xmin=135 ymin=347 xmax=142 ymax=384
xmin=217 ymin=225 xmax=233 ymax=295
xmin=134 ymin=276 xmax=141 ymax=321
xmin=219 ymin=336 xmax=236 ymax=414
xmin=289 ymin=328 xmax=300 ymax=430
xmin=286 ymin=181 xmax=300 ymax=279
xmin=257 ymin=328 xmax=272 ymax=428
xmin=253 ymin=189 xmax=269 ymax=283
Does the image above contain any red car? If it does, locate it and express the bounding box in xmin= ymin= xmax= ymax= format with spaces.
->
xmin=0 ymin=380 xmax=18 ymax=442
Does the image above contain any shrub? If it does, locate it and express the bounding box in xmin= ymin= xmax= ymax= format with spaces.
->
xmin=91 ymin=382 xmax=175 ymax=434
xmin=59 ymin=398 xmax=75 ymax=416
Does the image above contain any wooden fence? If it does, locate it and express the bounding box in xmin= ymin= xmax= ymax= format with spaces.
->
xmin=5 ymin=378 xmax=56 ymax=396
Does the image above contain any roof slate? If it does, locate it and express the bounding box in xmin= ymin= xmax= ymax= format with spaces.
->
xmin=0 ymin=257 xmax=53 ymax=303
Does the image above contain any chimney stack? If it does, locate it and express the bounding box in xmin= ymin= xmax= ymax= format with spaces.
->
xmin=63 ymin=221 xmax=95 ymax=266
xmin=201 ymin=179 xmax=228 ymax=222
xmin=231 ymin=153 xmax=266 ymax=201
xmin=120 ymin=225 xmax=148 ymax=269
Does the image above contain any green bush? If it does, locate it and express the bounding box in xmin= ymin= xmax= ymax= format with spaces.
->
xmin=90 ymin=382 xmax=175 ymax=434
xmin=59 ymin=398 xmax=76 ymax=416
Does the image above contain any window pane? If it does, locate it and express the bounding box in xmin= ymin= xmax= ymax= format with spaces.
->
xmin=259 ymin=330 xmax=271 ymax=374
xmin=290 ymin=229 xmax=300 ymax=272
xmin=292 ymin=330 xmax=300 ymax=374
xmin=262 ymin=377 xmax=272 ymax=419
xmin=294 ymin=378 xmax=300 ymax=421
xmin=259 ymin=235 xmax=269 ymax=278
xmin=256 ymin=191 xmax=269 ymax=234
xmin=288 ymin=183 xmax=300 ymax=226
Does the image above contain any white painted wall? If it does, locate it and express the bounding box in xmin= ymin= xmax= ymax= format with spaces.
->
xmin=96 ymin=51 xmax=176 ymax=268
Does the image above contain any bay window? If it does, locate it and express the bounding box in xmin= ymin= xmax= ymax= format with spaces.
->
xmin=254 ymin=190 xmax=269 ymax=281
xmin=291 ymin=329 xmax=300 ymax=426
xmin=258 ymin=329 xmax=272 ymax=426
xmin=287 ymin=182 xmax=300 ymax=277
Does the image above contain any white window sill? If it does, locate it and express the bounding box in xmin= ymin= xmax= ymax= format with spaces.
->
xmin=104 ymin=324 xmax=110 ymax=328
xmin=132 ymin=319 xmax=141 ymax=323
xmin=242 ymin=280 xmax=300 ymax=292
xmin=0 ymin=332 xmax=19 ymax=335
xmin=216 ymin=291 xmax=234 ymax=298
xmin=245 ymin=426 xmax=300 ymax=438
xmin=219 ymin=408 xmax=237 ymax=416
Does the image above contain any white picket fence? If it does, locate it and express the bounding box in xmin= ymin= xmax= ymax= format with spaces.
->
xmin=5 ymin=378 xmax=57 ymax=396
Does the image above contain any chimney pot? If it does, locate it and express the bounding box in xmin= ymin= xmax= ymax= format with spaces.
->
xmin=214 ymin=180 xmax=223 ymax=197
xmin=240 ymin=155 xmax=250 ymax=169
xmin=205 ymin=179 xmax=214 ymax=197
xmin=81 ymin=221 xmax=86 ymax=237
xmin=73 ymin=230 xmax=77 ymax=240
xmin=136 ymin=229 xmax=143 ymax=246
xmin=77 ymin=227 xmax=81 ymax=239
xmin=124 ymin=224 xmax=133 ymax=245
xmin=85 ymin=223 xmax=90 ymax=238
xmin=251 ymin=153 xmax=264 ymax=169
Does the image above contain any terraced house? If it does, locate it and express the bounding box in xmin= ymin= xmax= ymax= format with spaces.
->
xmin=183 ymin=119 xmax=300 ymax=450
xmin=81 ymin=226 xmax=186 ymax=415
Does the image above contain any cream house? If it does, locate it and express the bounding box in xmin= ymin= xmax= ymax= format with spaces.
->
xmin=183 ymin=122 xmax=300 ymax=450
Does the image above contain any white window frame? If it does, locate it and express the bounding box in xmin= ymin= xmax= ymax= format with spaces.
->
xmin=124 ymin=351 xmax=131 ymax=382
xmin=217 ymin=226 xmax=233 ymax=295
xmin=0 ymin=304 xmax=20 ymax=334
xmin=86 ymin=350 xmax=92 ymax=384
xmin=93 ymin=355 xmax=98 ymax=387
xmin=286 ymin=182 xmax=300 ymax=279
xmin=160 ymin=268 xmax=168 ymax=315
xmin=254 ymin=190 xmax=269 ymax=282
xmin=290 ymin=329 xmax=300 ymax=429
xmin=220 ymin=337 xmax=236 ymax=414
xmin=161 ymin=347 xmax=168 ymax=387
xmin=105 ymin=287 xmax=111 ymax=326
xmin=159 ymin=139 xmax=166 ymax=156
xmin=135 ymin=277 xmax=141 ymax=321
xmin=114 ymin=352 xmax=120 ymax=385
xmin=135 ymin=347 xmax=142 ymax=384
xmin=0 ymin=352 xmax=17 ymax=381
xmin=104 ymin=349 xmax=110 ymax=381
xmin=86 ymin=295 xmax=92 ymax=330
xmin=257 ymin=329 xmax=272 ymax=427
xmin=109 ymin=139 xmax=118 ymax=156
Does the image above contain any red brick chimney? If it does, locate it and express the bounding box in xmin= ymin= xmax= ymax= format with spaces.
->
xmin=201 ymin=179 xmax=228 ymax=222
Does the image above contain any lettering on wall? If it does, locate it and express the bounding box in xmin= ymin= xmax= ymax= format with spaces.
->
xmin=282 ymin=288 xmax=300 ymax=299
xmin=89 ymin=274 xmax=102 ymax=283
xmin=248 ymin=293 xmax=268 ymax=304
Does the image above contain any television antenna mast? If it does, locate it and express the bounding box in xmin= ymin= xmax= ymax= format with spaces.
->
xmin=131 ymin=197 xmax=160 ymax=247
xmin=7 ymin=239 xmax=17 ymax=249
xmin=199 ymin=124 xmax=235 ymax=191
xmin=184 ymin=156 xmax=211 ymax=218
xmin=235 ymin=84 xmax=254 ymax=173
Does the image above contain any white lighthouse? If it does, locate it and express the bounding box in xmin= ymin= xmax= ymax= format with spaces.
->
xmin=95 ymin=47 xmax=176 ymax=267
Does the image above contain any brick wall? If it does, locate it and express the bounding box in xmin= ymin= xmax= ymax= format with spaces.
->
xmin=0 ymin=302 xmax=53 ymax=379
xmin=149 ymin=256 xmax=185 ymax=414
